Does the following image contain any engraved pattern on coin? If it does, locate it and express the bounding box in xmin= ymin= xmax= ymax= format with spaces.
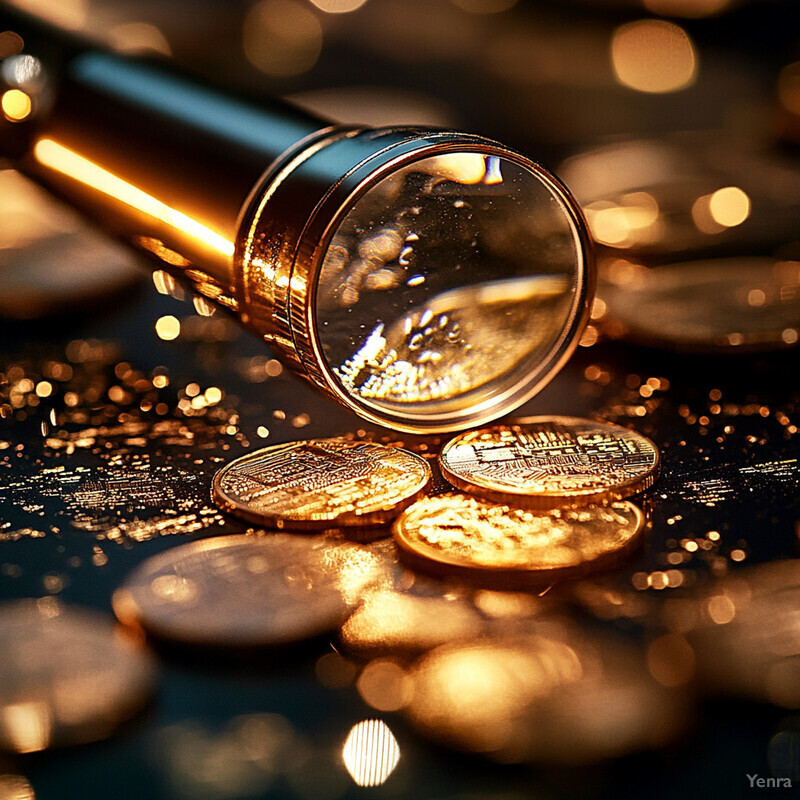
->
xmin=0 ymin=598 xmax=156 ymax=752
xmin=439 ymin=416 xmax=659 ymax=506
xmin=113 ymin=534 xmax=390 ymax=646
xmin=212 ymin=439 xmax=431 ymax=528
xmin=393 ymin=492 xmax=644 ymax=584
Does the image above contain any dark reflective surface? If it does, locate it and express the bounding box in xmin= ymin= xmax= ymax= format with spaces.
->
xmin=2 ymin=0 xmax=800 ymax=797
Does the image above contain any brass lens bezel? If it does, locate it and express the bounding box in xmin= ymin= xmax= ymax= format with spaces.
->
xmin=239 ymin=127 xmax=595 ymax=434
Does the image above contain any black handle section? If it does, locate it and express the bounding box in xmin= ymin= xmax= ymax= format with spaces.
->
xmin=0 ymin=4 xmax=330 ymax=277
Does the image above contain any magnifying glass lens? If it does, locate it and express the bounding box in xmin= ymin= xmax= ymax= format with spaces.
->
xmin=315 ymin=151 xmax=586 ymax=428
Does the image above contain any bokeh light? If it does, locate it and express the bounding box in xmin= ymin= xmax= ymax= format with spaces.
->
xmin=107 ymin=23 xmax=172 ymax=56
xmin=692 ymin=186 xmax=750 ymax=234
xmin=308 ymin=0 xmax=368 ymax=13
xmin=356 ymin=660 xmax=414 ymax=712
xmin=342 ymin=719 xmax=401 ymax=787
xmin=1 ymin=55 xmax=43 ymax=89
xmin=611 ymin=20 xmax=697 ymax=94
xmin=708 ymin=186 xmax=750 ymax=228
xmin=1 ymin=90 xmax=32 ymax=122
xmin=5 ymin=0 xmax=88 ymax=30
xmin=243 ymin=0 xmax=323 ymax=77
xmin=155 ymin=316 xmax=181 ymax=341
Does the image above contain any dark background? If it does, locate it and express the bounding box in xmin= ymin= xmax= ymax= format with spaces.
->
xmin=2 ymin=0 xmax=800 ymax=798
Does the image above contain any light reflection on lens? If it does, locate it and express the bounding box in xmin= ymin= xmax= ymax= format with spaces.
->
xmin=316 ymin=151 xmax=582 ymax=423
xmin=1 ymin=55 xmax=43 ymax=89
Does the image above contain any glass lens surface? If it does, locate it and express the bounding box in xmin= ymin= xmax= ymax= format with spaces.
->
xmin=315 ymin=152 xmax=583 ymax=421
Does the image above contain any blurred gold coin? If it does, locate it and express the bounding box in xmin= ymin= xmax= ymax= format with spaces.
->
xmin=113 ymin=533 xmax=390 ymax=647
xmin=599 ymin=257 xmax=800 ymax=352
xmin=405 ymin=627 xmax=687 ymax=764
xmin=340 ymin=590 xmax=484 ymax=658
xmin=393 ymin=492 xmax=645 ymax=587
xmin=439 ymin=416 xmax=659 ymax=507
xmin=688 ymin=559 xmax=800 ymax=707
xmin=0 ymin=598 xmax=156 ymax=753
xmin=212 ymin=439 xmax=431 ymax=529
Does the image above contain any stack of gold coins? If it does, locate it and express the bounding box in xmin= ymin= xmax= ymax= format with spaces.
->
xmin=117 ymin=421 xmax=659 ymax=645
xmin=108 ymin=423 xmax=670 ymax=765
xmin=112 ymin=439 xmax=432 ymax=648
xmin=394 ymin=416 xmax=660 ymax=587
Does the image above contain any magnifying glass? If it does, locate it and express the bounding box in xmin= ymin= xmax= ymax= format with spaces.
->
xmin=0 ymin=6 xmax=594 ymax=433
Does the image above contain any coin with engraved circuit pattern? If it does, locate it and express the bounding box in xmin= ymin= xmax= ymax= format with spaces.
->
xmin=212 ymin=438 xmax=431 ymax=529
xmin=439 ymin=416 xmax=659 ymax=507
xmin=393 ymin=492 xmax=645 ymax=586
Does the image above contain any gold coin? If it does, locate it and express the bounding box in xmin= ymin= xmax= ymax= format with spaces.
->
xmin=405 ymin=627 xmax=687 ymax=764
xmin=0 ymin=598 xmax=156 ymax=753
xmin=340 ymin=590 xmax=485 ymax=658
xmin=439 ymin=416 xmax=659 ymax=507
xmin=212 ymin=438 xmax=431 ymax=529
xmin=113 ymin=533 xmax=391 ymax=647
xmin=599 ymin=257 xmax=800 ymax=352
xmin=393 ymin=492 xmax=645 ymax=587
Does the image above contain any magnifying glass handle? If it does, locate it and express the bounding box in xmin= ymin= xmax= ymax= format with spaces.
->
xmin=0 ymin=4 xmax=337 ymax=290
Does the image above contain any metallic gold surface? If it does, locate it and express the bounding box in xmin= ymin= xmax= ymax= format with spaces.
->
xmin=331 ymin=276 xmax=572 ymax=408
xmin=340 ymin=590 xmax=484 ymax=658
xmin=112 ymin=533 xmax=388 ymax=647
xmin=600 ymin=257 xmax=800 ymax=352
xmin=239 ymin=131 xmax=595 ymax=433
xmin=393 ymin=492 xmax=645 ymax=586
xmin=405 ymin=627 xmax=686 ymax=764
xmin=212 ymin=438 xmax=431 ymax=529
xmin=439 ymin=416 xmax=660 ymax=507
xmin=0 ymin=598 xmax=156 ymax=753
